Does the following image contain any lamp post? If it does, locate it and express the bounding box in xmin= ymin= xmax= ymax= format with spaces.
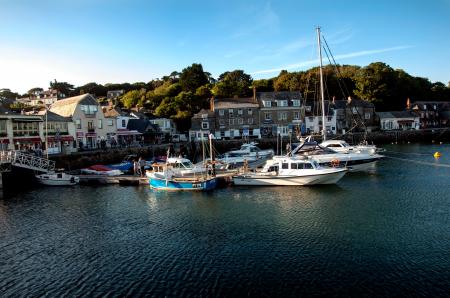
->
xmin=45 ymin=104 xmax=49 ymax=159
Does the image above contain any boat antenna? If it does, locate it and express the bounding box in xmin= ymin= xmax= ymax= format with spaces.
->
xmin=317 ymin=26 xmax=327 ymax=141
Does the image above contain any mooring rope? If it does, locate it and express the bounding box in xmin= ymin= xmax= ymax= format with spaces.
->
xmin=384 ymin=155 xmax=450 ymax=168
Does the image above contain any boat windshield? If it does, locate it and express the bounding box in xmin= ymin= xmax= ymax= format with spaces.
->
xmin=311 ymin=160 xmax=319 ymax=169
xmin=181 ymin=161 xmax=194 ymax=169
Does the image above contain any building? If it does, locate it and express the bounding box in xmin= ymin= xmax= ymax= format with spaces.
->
xmin=189 ymin=109 xmax=216 ymax=141
xmin=17 ymin=89 xmax=66 ymax=106
xmin=257 ymin=91 xmax=304 ymax=137
xmin=303 ymin=100 xmax=337 ymax=135
xmin=332 ymin=97 xmax=377 ymax=133
xmin=408 ymin=101 xmax=450 ymax=128
xmin=149 ymin=118 xmax=177 ymax=136
xmin=107 ymin=90 xmax=125 ymax=99
xmin=50 ymin=94 xmax=116 ymax=149
xmin=377 ymin=111 xmax=420 ymax=131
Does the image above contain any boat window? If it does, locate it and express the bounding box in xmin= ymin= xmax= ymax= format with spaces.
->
xmin=291 ymin=163 xmax=298 ymax=169
xmin=181 ymin=161 xmax=193 ymax=168
xmin=311 ymin=160 xmax=319 ymax=168
xmin=268 ymin=165 xmax=279 ymax=172
xmin=282 ymin=163 xmax=289 ymax=169
xmin=304 ymin=163 xmax=313 ymax=169
xmin=57 ymin=173 xmax=62 ymax=178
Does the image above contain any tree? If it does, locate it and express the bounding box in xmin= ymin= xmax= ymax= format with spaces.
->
xmin=121 ymin=90 xmax=145 ymax=109
xmin=27 ymin=87 xmax=44 ymax=95
xmin=50 ymin=80 xmax=74 ymax=96
xmin=212 ymin=70 xmax=253 ymax=98
xmin=0 ymin=88 xmax=20 ymax=100
xmin=252 ymin=79 xmax=274 ymax=92
xmin=179 ymin=63 xmax=209 ymax=92
xmin=74 ymin=82 xmax=107 ymax=96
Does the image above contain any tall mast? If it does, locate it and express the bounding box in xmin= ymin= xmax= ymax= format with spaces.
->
xmin=317 ymin=26 xmax=327 ymax=141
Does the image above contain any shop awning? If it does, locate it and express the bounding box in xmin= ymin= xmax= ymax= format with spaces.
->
xmin=47 ymin=136 xmax=74 ymax=142
xmin=0 ymin=138 xmax=10 ymax=144
xmin=13 ymin=137 xmax=42 ymax=143
xmin=117 ymin=130 xmax=142 ymax=136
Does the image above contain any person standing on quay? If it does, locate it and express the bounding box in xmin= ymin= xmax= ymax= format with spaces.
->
xmin=138 ymin=157 xmax=146 ymax=177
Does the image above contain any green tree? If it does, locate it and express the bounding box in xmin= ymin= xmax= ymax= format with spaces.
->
xmin=0 ymin=88 xmax=20 ymax=100
xmin=49 ymin=80 xmax=74 ymax=96
xmin=121 ymin=90 xmax=145 ymax=109
xmin=212 ymin=70 xmax=253 ymax=98
xmin=27 ymin=87 xmax=44 ymax=95
xmin=179 ymin=63 xmax=209 ymax=92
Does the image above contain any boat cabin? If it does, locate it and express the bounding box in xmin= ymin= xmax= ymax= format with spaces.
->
xmin=262 ymin=157 xmax=320 ymax=174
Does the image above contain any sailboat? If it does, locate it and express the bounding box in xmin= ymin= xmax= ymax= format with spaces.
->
xmin=148 ymin=135 xmax=218 ymax=191
xmin=291 ymin=27 xmax=384 ymax=172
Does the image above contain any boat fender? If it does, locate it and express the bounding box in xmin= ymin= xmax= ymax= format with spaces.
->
xmin=331 ymin=159 xmax=340 ymax=167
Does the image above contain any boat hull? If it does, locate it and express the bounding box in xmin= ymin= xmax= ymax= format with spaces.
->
xmin=233 ymin=169 xmax=347 ymax=186
xmin=149 ymin=176 xmax=218 ymax=191
xmin=36 ymin=175 xmax=79 ymax=186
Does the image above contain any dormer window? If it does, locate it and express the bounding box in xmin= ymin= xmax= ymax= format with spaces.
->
xmin=201 ymin=114 xmax=208 ymax=119
xmin=80 ymin=105 xmax=98 ymax=115
xmin=292 ymin=100 xmax=300 ymax=107
xmin=263 ymin=100 xmax=272 ymax=108
xmin=277 ymin=100 xmax=288 ymax=107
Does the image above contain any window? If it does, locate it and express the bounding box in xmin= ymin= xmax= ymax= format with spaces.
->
xmin=80 ymin=105 xmax=98 ymax=115
xmin=12 ymin=121 xmax=39 ymax=136
xmin=327 ymin=116 xmax=332 ymax=122
xmin=263 ymin=100 xmax=271 ymax=107
xmin=278 ymin=112 xmax=287 ymax=121
xmin=75 ymin=119 xmax=81 ymax=129
xmin=108 ymin=119 xmax=114 ymax=126
xmin=202 ymin=122 xmax=209 ymax=129
xmin=304 ymin=163 xmax=313 ymax=169
xmin=238 ymin=109 xmax=243 ymax=115
xmin=238 ymin=118 xmax=244 ymax=125
xmin=229 ymin=119 xmax=234 ymax=125
xmin=248 ymin=118 xmax=253 ymax=124
xmin=277 ymin=126 xmax=288 ymax=135
xmin=308 ymin=116 xmax=314 ymax=121
xmin=248 ymin=108 xmax=252 ymax=115
xmin=229 ymin=109 xmax=234 ymax=117
xmin=365 ymin=112 xmax=371 ymax=120
xmin=121 ymin=119 xmax=126 ymax=127
xmin=201 ymin=114 xmax=208 ymax=119
xmin=277 ymin=100 xmax=288 ymax=107
xmin=282 ymin=163 xmax=289 ymax=169
xmin=305 ymin=106 xmax=312 ymax=112
xmin=87 ymin=121 xmax=94 ymax=130
xmin=219 ymin=109 xmax=224 ymax=116
xmin=98 ymin=119 xmax=102 ymax=129
xmin=352 ymin=107 xmax=358 ymax=114
xmin=291 ymin=163 xmax=298 ymax=169
xmin=293 ymin=111 xmax=300 ymax=120
xmin=264 ymin=112 xmax=272 ymax=120
xmin=219 ymin=119 xmax=225 ymax=126
xmin=292 ymin=100 xmax=300 ymax=107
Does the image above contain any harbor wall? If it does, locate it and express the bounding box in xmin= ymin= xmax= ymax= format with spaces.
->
xmin=47 ymin=128 xmax=450 ymax=170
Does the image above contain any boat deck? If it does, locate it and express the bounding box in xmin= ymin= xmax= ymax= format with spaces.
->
xmin=77 ymin=171 xmax=237 ymax=186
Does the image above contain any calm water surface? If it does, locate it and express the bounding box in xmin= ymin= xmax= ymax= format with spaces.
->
xmin=0 ymin=144 xmax=449 ymax=296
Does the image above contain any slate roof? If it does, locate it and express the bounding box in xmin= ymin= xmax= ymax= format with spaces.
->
xmin=214 ymin=98 xmax=259 ymax=109
xmin=333 ymin=98 xmax=375 ymax=109
xmin=50 ymin=94 xmax=98 ymax=117
xmin=192 ymin=109 xmax=215 ymax=119
xmin=126 ymin=118 xmax=159 ymax=133
xmin=256 ymin=91 xmax=303 ymax=101
xmin=376 ymin=111 xmax=417 ymax=119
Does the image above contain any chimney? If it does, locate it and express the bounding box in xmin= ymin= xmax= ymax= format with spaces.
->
xmin=406 ymin=98 xmax=411 ymax=110
xmin=253 ymin=86 xmax=256 ymax=103
xmin=210 ymin=97 xmax=215 ymax=111
xmin=347 ymin=96 xmax=352 ymax=104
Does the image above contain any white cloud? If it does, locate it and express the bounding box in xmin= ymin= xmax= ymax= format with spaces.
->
xmin=251 ymin=45 xmax=413 ymax=75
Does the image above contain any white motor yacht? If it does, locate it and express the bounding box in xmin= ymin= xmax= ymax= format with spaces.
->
xmin=36 ymin=172 xmax=79 ymax=186
xmin=233 ymin=156 xmax=347 ymax=186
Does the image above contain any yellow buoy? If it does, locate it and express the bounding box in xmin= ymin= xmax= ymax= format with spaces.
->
xmin=434 ymin=152 xmax=441 ymax=158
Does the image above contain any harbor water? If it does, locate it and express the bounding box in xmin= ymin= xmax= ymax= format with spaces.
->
xmin=0 ymin=144 xmax=449 ymax=296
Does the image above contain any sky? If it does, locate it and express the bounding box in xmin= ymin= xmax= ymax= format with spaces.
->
xmin=1 ymin=0 xmax=450 ymax=94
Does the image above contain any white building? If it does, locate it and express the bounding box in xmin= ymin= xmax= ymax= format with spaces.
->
xmin=377 ymin=111 xmax=420 ymax=131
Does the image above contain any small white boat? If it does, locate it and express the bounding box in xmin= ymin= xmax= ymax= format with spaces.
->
xmin=218 ymin=142 xmax=274 ymax=169
xmin=36 ymin=172 xmax=80 ymax=186
xmin=233 ymin=156 xmax=347 ymax=186
xmin=320 ymin=139 xmax=384 ymax=154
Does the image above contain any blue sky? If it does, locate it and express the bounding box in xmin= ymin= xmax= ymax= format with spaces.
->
xmin=1 ymin=0 xmax=449 ymax=93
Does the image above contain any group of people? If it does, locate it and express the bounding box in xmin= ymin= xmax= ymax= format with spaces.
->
xmin=133 ymin=157 xmax=146 ymax=177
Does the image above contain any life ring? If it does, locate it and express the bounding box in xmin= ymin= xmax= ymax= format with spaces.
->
xmin=330 ymin=159 xmax=340 ymax=167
